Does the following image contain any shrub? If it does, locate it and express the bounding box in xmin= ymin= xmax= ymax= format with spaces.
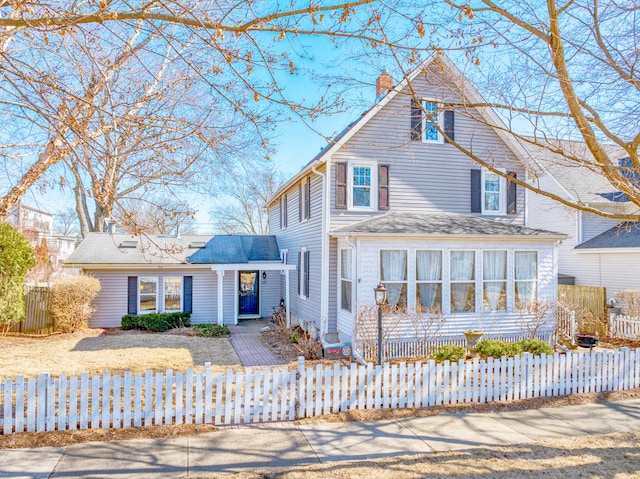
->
xmin=517 ymin=339 xmax=553 ymax=356
xmin=50 ymin=275 xmax=101 ymax=332
xmin=121 ymin=311 xmax=191 ymax=332
xmin=194 ymin=324 xmax=230 ymax=337
xmin=432 ymin=345 xmax=467 ymax=363
xmin=475 ymin=340 xmax=522 ymax=359
xmin=0 ymin=223 xmax=35 ymax=329
xmin=615 ymin=290 xmax=640 ymax=317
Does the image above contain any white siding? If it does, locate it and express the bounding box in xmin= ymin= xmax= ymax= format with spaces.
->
xmin=86 ymin=268 xmax=216 ymax=328
xmin=573 ymin=252 xmax=640 ymax=298
xmin=581 ymin=213 xmax=620 ymax=243
xmin=336 ymin=237 xmax=557 ymax=343
xmin=260 ymin=270 xmax=282 ymax=318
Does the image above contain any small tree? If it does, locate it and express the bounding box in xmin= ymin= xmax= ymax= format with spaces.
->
xmin=50 ymin=275 xmax=101 ymax=332
xmin=0 ymin=222 xmax=35 ymax=330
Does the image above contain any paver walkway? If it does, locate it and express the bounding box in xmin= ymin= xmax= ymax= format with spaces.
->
xmin=228 ymin=319 xmax=285 ymax=367
xmin=1 ymin=398 xmax=639 ymax=478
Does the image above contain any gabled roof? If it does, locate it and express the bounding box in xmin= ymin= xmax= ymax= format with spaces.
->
xmin=330 ymin=212 xmax=565 ymax=239
xmin=524 ymin=138 xmax=629 ymax=205
xmin=575 ymin=222 xmax=640 ymax=249
xmin=266 ymin=53 xmax=531 ymax=208
xmin=65 ymin=233 xmax=280 ymax=266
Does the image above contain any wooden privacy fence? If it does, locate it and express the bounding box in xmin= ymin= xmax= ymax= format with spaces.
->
xmin=9 ymin=285 xmax=53 ymax=335
xmin=610 ymin=315 xmax=640 ymax=340
xmin=2 ymin=350 xmax=640 ymax=435
xmin=558 ymin=284 xmax=607 ymax=323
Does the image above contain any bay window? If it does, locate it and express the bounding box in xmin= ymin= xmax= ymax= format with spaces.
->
xmin=450 ymin=251 xmax=475 ymax=313
xmin=380 ymin=250 xmax=407 ymax=312
xmin=416 ymin=250 xmax=442 ymax=312
xmin=483 ymin=251 xmax=507 ymax=311
xmin=515 ymin=251 xmax=538 ymax=306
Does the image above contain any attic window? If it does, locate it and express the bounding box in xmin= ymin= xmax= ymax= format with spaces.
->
xmin=119 ymin=240 xmax=138 ymax=248
xmin=189 ymin=242 xmax=206 ymax=248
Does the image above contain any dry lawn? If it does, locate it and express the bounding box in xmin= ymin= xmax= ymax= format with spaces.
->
xmin=0 ymin=328 xmax=242 ymax=380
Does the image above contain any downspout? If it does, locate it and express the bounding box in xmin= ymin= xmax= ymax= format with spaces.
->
xmin=311 ymin=163 xmax=329 ymax=339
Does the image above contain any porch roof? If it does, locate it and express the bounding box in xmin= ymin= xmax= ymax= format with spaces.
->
xmin=330 ymin=212 xmax=566 ymax=239
xmin=575 ymin=221 xmax=640 ymax=249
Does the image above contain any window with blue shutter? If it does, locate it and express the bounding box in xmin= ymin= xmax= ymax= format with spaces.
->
xmin=127 ymin=276 xmax=137 ymax=315
xmin=183 ymin=276 xmax=193 ymax=313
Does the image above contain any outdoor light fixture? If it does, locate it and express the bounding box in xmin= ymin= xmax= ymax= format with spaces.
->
xmin=262 ymin=271 xmax=267 ymax=280
xmin=374 ymin=283 xmax=387 ymax=365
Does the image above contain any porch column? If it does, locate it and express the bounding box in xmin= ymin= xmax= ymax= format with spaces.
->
xmin=285 ymin=269 xmax=291 ymax=328
xmin=216 ymin=270 xmax=224 ymax=326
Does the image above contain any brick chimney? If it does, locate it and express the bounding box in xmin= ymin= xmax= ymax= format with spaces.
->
xmin=375 ymin=69 xmax=393 ymax=98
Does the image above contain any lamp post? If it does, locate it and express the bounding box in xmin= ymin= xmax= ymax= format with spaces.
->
xmin=374 ymin=282 xmax=387 ymax=366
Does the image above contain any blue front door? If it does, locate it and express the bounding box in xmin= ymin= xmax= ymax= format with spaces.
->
xmin=239 ymin=271 xmax=259 ymax=315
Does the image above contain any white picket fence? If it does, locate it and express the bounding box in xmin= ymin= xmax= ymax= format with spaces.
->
xmin=610 ymin=314 xmax=640 ymax=340
xmin=2 ymin=349 xmax=640 ymax=435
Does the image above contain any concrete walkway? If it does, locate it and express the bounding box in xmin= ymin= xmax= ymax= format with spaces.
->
xmin=2 ymin=398 xmax=640 ymax=478
xmin=228 ymin=319 xmax=284 ymax=367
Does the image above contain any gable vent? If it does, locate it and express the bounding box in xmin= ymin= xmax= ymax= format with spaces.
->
xmin=189 ymin=242 xmax=206 ymax=249
xmin=119 ymin=240 xmax=138 ymax=248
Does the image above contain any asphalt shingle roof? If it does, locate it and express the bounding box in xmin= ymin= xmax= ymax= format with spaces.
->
xmin=65 ymin=233 xmax=280 ymax=265
xmin=331 ymin=212 xmax=565 ymax=237
xmin=575 ymin=222 xmax=640 ymax=249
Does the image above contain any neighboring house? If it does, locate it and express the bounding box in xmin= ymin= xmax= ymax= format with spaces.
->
xmin=265 ymin=54 xmax=566 ymax=351
xmin=526 ymin=140 xmax=640 ymax=299
xmin=65 ymin=234 xmax=295 ymax=328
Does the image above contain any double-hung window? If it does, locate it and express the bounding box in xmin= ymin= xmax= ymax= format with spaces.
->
xmin=380 ymin=250 xmax=407 ymax=312
xmin=450 ymin=251 xmax=475 ymax=313
xmin=482 ymin=169 xmax=506 ymax=214
xmin=416 ymin=250 xmax=442 ymax=312
xmin=340 ymin=249 xmax=353 ymax=312
xmin=164 ymin=276 xmax=183 ymax=312
xmin=300 ymin=177 xmax=311 ymax=221
xmin=422 ymin=100 xmax=441 ymax=142
xmin=483 ymin=251 xmax=507 ymax=311
xmin=515 ymin=251 xmax=538 ymax=306
xmin=281 ymin=194 xmax=288 ymax=228
xmin=347 ymin=161 xmax=378 ymax=210
xmin=139 ymin=277 xmax=158 ymax=313
xmin=299 ymin=248 xmax=309 ymax=299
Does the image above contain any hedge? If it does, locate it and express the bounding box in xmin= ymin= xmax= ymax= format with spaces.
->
xmin=121 ymin=311 xmax=191 ymax=332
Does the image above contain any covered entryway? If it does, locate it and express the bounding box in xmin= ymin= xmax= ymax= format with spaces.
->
xmin=239 ymin=271 xmax=260 ymax=317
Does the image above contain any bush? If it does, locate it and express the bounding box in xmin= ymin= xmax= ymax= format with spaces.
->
xmin=194 ymin=324 xmax=230 ymax=337
xmin=0 ymin=223 xmax=35 ymax=329
xmin=50 ymin=275 xmax=101 ymax=332
xmin=475 ymin=340 xmax=522 ymax=359
xmin=121 ymin=311 xmax=191 ymax=332
xmin=432 ymin=345 xmax=467 ymax=363
xmin=517 ymin=339 xmax=553 ymax=356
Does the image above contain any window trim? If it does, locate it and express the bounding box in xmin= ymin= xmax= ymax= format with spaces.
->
xmin=138 ymin=276 xmax=159 ymax=315
xmin=299 ymin=247 xmax=309 ymax=300
xmin=481 ymin=168 xmax=507 ymax=215
xmin=421 ymin=99 xmax=444 ymax=144
xmin=163 ymin=276 xmax=184 ymax=313
xmin=347 ymin=160 xmax=378 ymax=211
xmin=340 ymin=248 xmax=353 ymax=312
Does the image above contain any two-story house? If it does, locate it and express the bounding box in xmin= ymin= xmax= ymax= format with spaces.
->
xmin=266 ymin=54 xmax=565 ymax=354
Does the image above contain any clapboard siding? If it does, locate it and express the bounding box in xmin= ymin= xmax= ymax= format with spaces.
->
xmin=573 ymin=252 xmax=640 ymax=297
xmin=329 ymin=68 xmax=526 ymax=228
xmin=260 ymin=271 xmax=282 ymax=318
xmin=222 ymin=273 xmax=236 ymax=325
xmin=581 ymin=213 xmax=620 ymax=243
xmin=268 ymin=168 xmax=325 ymax=333
xmin=336 ymin=237 xmax=557 ymax=343
xmin=328 ymin=237 xmax=338 ymax=334
xmin=86 ymin=268 xmax=217 ymax=328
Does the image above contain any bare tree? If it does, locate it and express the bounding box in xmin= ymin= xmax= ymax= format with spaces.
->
xmin=54 ymin=208 xmax=80 ymax=236
xmin=210 ymin=159 xmax=284 ymax=234
xmin=115 ymin=199 xmax=197 ymax=236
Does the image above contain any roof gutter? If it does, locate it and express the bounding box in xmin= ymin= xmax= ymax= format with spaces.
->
xmin=329 ymin=232 xmax=568 ymax=241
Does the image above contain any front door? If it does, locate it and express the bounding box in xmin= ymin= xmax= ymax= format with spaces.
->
xmin=239 ymin=271 xmax=260 ymax=316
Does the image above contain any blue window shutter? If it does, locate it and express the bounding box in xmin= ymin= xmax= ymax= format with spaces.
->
xmin=410 ymin=98 xmax=422 ymax=141
xmin=298 ymin=184 xmax=303 ymax=222
xmin=127 ymin=276 xmax=137 ymax=315
xmin=183 ymin=276 xmax=193 ymax=313
xmin=297 ymin=251 xmax=301 ymax=296
xmin=507 ymin=171 xmax=517 ymax=214
xmin=378 ymin=164 xmax=390 ymax=210
xmin=444 ymin=110 xmax=455 ymax=143
xmin=305 ymin=251 xmax=310 ymax=298
xmin=336 ymin=163 xmax=347 ymax=209
xmin=305 ymin=177 xmax=311 ymax=219
xmin=471 ymin=169 xmax=481 ymax=213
